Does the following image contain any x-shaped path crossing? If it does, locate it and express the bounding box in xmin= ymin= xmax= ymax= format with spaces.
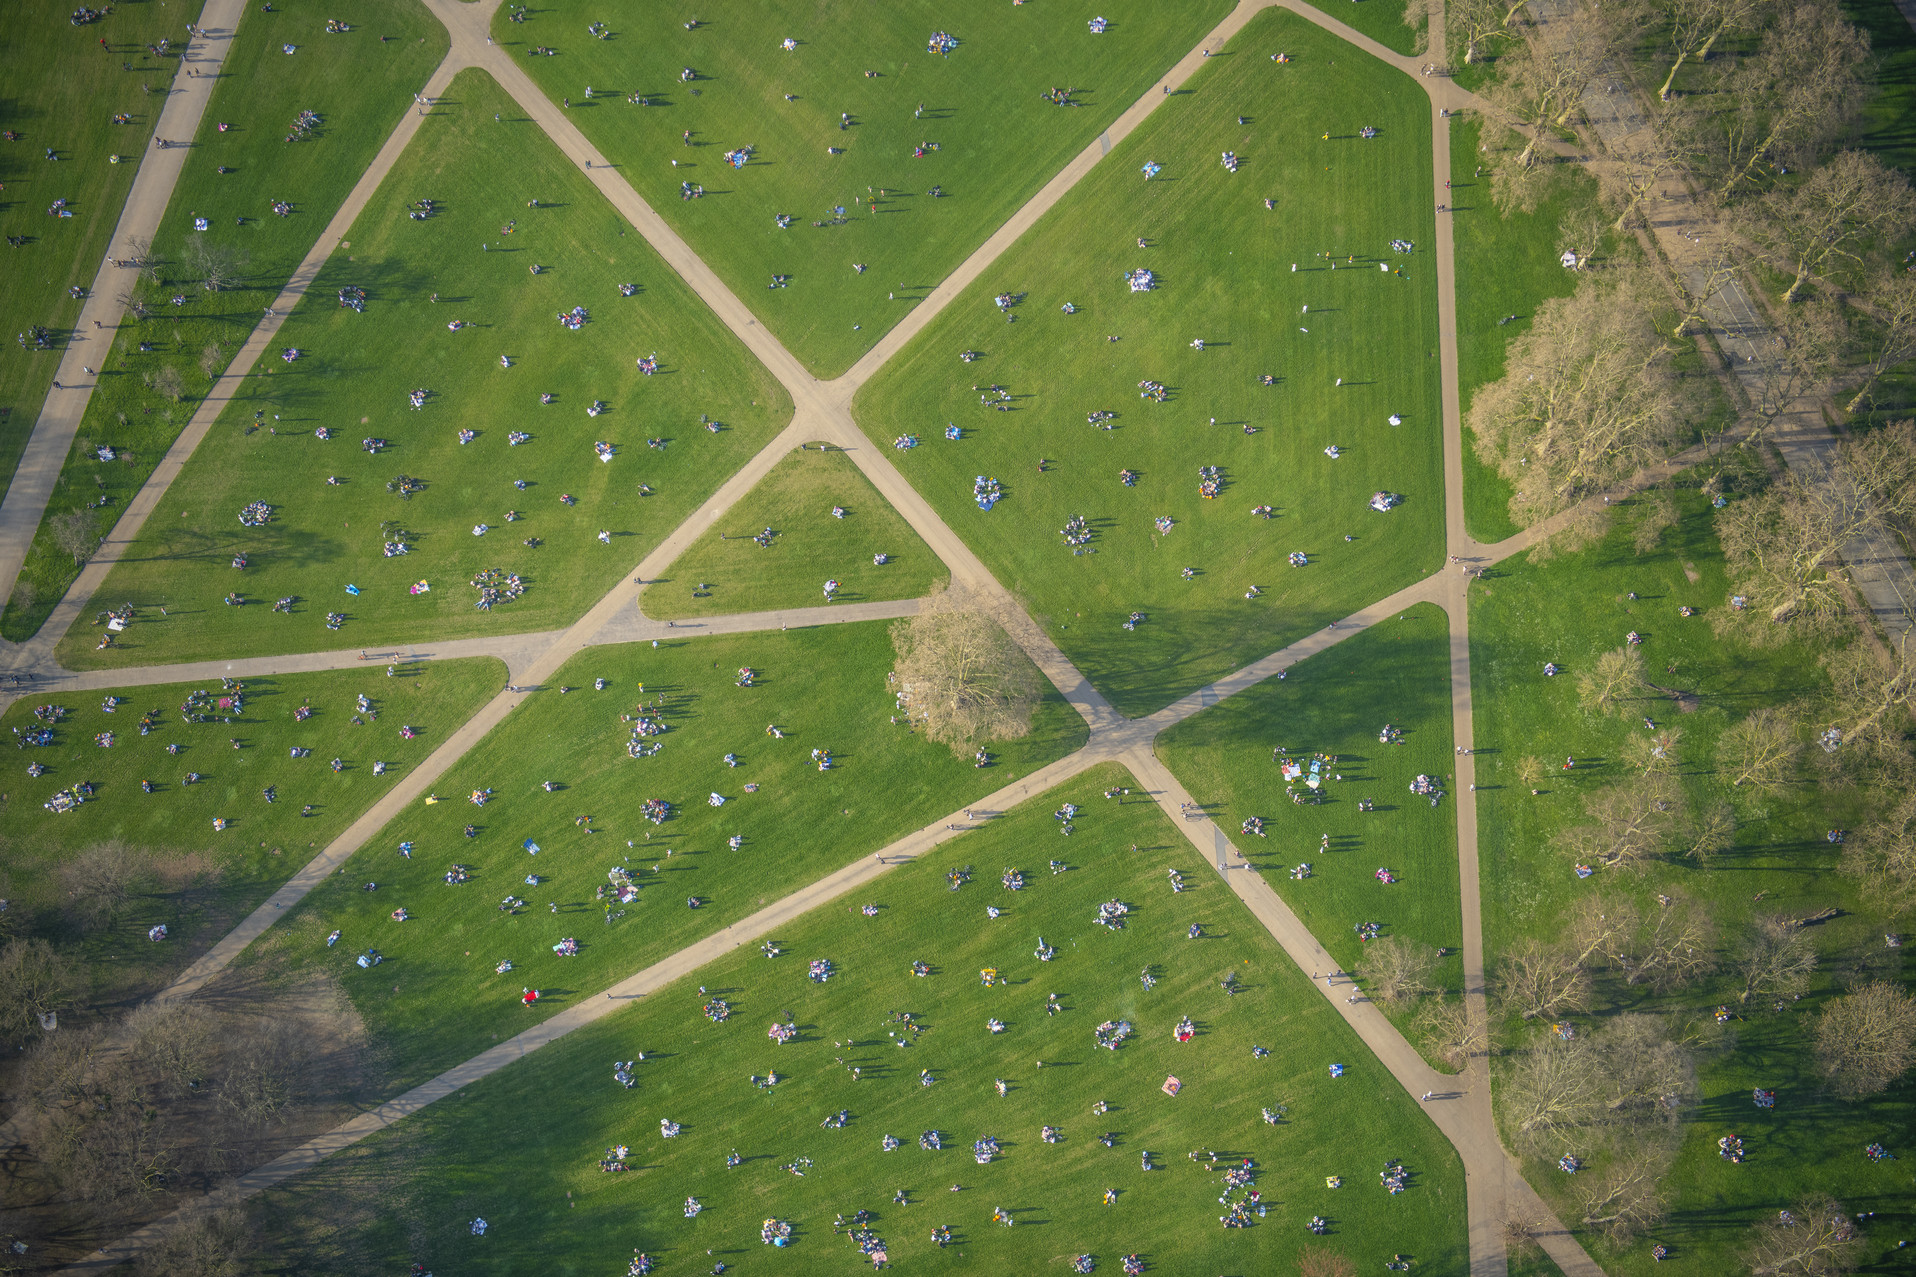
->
xmin=18 ymin=2 xmax=1647 ymax=1272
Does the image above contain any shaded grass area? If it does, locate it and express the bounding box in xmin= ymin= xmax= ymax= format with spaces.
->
xmin=1156 ymin=603 xmax=1464 ymax=1004
xmin=1468 ymin=485 xmax=1915 ymax=1277
xmin=648 ymin=444 xmax=946 ymax=619
xmin=500 ymin=0 xmax=1234 ymax=378
xmin=248 ymin=763 xmax=1468 ymax=1276
xmin=0 ymin=0 xmax=185 ymax=500
xmin=1446 ymin=117 xmax=1605 ymax=546
xmin=237 ymin=620 xmax=1089 ymax=1089
xmin=856 ymin=10 xmax=1445 ymax=717
xmin=0 ymin=658 xmax=501 ymax=1010
xmin=55 ymin=69 xmax=793 ymax=670
xmin=1845 ymin=0 xmax=1916 ymax=178
xmin=3 ymin=0 xmax=448 ymax=641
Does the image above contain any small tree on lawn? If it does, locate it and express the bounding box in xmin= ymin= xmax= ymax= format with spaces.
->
xmin=1813 ymin=981 xmax=1916 ymax=1097
xmin=890 ymin=593 xmax=1040 ymax=752
xmin=1356 ymin=936 xmax=1440 ymax=1007
xmin=1747 ymin=1195 xmax=1865 ymax=1277
xmin=1576 ymin=646 xmax=1645 ymax=715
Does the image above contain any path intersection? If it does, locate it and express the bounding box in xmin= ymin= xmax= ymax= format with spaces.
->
xmin=0 ymin=3 xmax=1683 ymax=1273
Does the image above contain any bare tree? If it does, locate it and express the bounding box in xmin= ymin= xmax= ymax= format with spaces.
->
xmin=133 ymin=1207 xmax=253 ymax=1277
xmin=1845 ymin=281 xmax=1916 ymax=414
xmin=1515 ymin=754 xmax=1550 ymax=792
xmin=1687 ymin=799 xmax=1738 ymax=861
xmin=1577 ymin=1140 xmax=1676 ymax=1242
xmin=181 ymin=236 xmax=248 ymax=293
xmin=50 ymin=507 xmax=102 ymax=566
xmin=1717 ymin=463 xmax=1884 ymax=627
xmin=144 ymin=364 xmax=186 ymax=401
xmin=125 ymin=1001 xmax=214 ymax=1097
xmin=1740 ymin=152 xmax=1916 ymax=303
xmin=1719 ymin=706 xmax=1802 ymax=791
xmin=1566 ymin=893 xmax=1643 ymax=969
xmin=1496 ymin=937 xmax=1592 ymax=1020
xmin=1673 ymin=226 xmax=1746 ymax=341
xmin=1502 ymin=1015 xmax=1693 ymax=1151
xmin=0 ymin=938 xmax=79 ymax=1040
xmin=1503 ymin=1037 xmax=1607 ymax=1146
xmin=216 ymin=1018 xmax=302 ymax=1130
xmin=1623 ymin=897 xmax=1718 ymax=990
xmin=1357 ymin=936 xmax=1441 ymax=1007
xmin=57 ymin=840 xmax=145 ymax=932
xmin=1746 ymin=1195 xmax=1866 ymax=1277
xmin=1485 ymin=6 xmax=1632 ymax=173
xmin=1656 ymin=0 xmax=1768 ymax=99
xmin=1622 ymin=727 xmax=1685 ymax=777
xmin=890 ymin=593 xmax=1041 ymax=752
xmin=1819 ymin=631 xmax=1916 ymax=756
xmin=1577 ymin=646 xmax=1647 ymax=716
xmin=1558 ymin=774 xmax=1688 ymax=872
xmin=1736 ymin=914 xmax=1818 ymax=1006
xmin=1470 ymin=270 xmax=1698 ymax=529
xmin=1414 ymin=995 xmax=1488 ymax=1070
xmin=1740 ymin=297 xmax=1850 ymax=449
xmin=1712 ymin=1 xmax=1872 ymax=199
xmin=1812 ymin=980 xmax=1916 ymax=1097
xmin=1843 ymin=792 xmax=1916 ymax=918
xmin=1405 ymin=0 xmax=1533 ymax=64
xmin=1598 ymin=106 xmax=1691 ymax=231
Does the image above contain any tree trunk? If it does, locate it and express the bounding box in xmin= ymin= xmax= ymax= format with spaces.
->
xmin=1658 ymin=53 xmax=1687 ymax=101
xmin=1784 ymin=264 xmax=1811 ymax=304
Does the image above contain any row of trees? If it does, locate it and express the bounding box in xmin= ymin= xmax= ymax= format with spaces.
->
xmin=1490 ymin=888 xmax=1916 ymax=1241
xmin=1459 ymin=0 xmax=1916 ymax=559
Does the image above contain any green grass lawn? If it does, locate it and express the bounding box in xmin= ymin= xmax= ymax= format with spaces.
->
xmin=1156 ymin=603 xmax=1463 ymax=1005
xmin=1446 ymin=117 xmax=1604 ymax=546
xmin=3 ymin=0 xmax=449 ymax=641
xmin=498 ymin=0 xmax=1234 ymax=378
xmin=248 ymin=762 xmax=1468 ymax=1277
xmin=0 ymin=0 xmax=188 ymax=501
xmin=0 ymin=658 xmax=501 ymax=1008
xmin=1296 ymin=0 xmax=1424 ymax=57
xmin=54 ymin=69 xmax=795 ymax=670
xmin=648 ymin=444 xmax=946 ymax=619
xmin=236 ymin=619 xmax=1089 ymax=1088
xmin=1468 ymin=485 xmax=1915 ymax=1276
xmin=856 ymin=9 xmax=1445 ymax=717
xmin=1845 ymin=0 xmax=1916 ymax=177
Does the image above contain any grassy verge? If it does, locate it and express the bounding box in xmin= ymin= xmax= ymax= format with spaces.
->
xmin=54 ymin=68 xmax=795 ymax=670
xmin=1469 ymin=482 xmax=1914 ymax=1276
xmin=0 ymin=0 xmax=189 ymax=499
xmin=0 ymin=658 xmax=501 ymax=1012
xmin=1156 ymin=603 xmax=1464 ymax=1018
xmin=248 ymin=762 xmax=1468 ymax=1276
xmin=3 ymin=0 xmax=449 ymax=642
xmin=856 ymin=9 xmax=1446 ymax=716
xmin=1296 ymin=0 xmax=1425 ymax=57
xmin=236 ymin=619 xmax=1090 ymax=1087
xmin=1845 ymin=0 xmax=1916 ymax=177
xmin=1447 ymin=116 xmax=1609 ymax=545
xmin=498 ymin=0 xmax=1234 ymax=377
xmin=648 ymin=444 xmax=946 ymax=619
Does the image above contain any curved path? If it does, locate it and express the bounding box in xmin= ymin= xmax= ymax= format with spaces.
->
xmin=43 ymin=2 xmax=1622 ymax=1274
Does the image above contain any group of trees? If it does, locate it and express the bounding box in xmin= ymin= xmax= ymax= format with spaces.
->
xmin=1467 ymin=267 xmax=1702 ymax=542
xmin=1459 ymin=0 xmax=1916 ymax=573
xmin=1493 ymin=888 xmax=1916 ymax=1242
